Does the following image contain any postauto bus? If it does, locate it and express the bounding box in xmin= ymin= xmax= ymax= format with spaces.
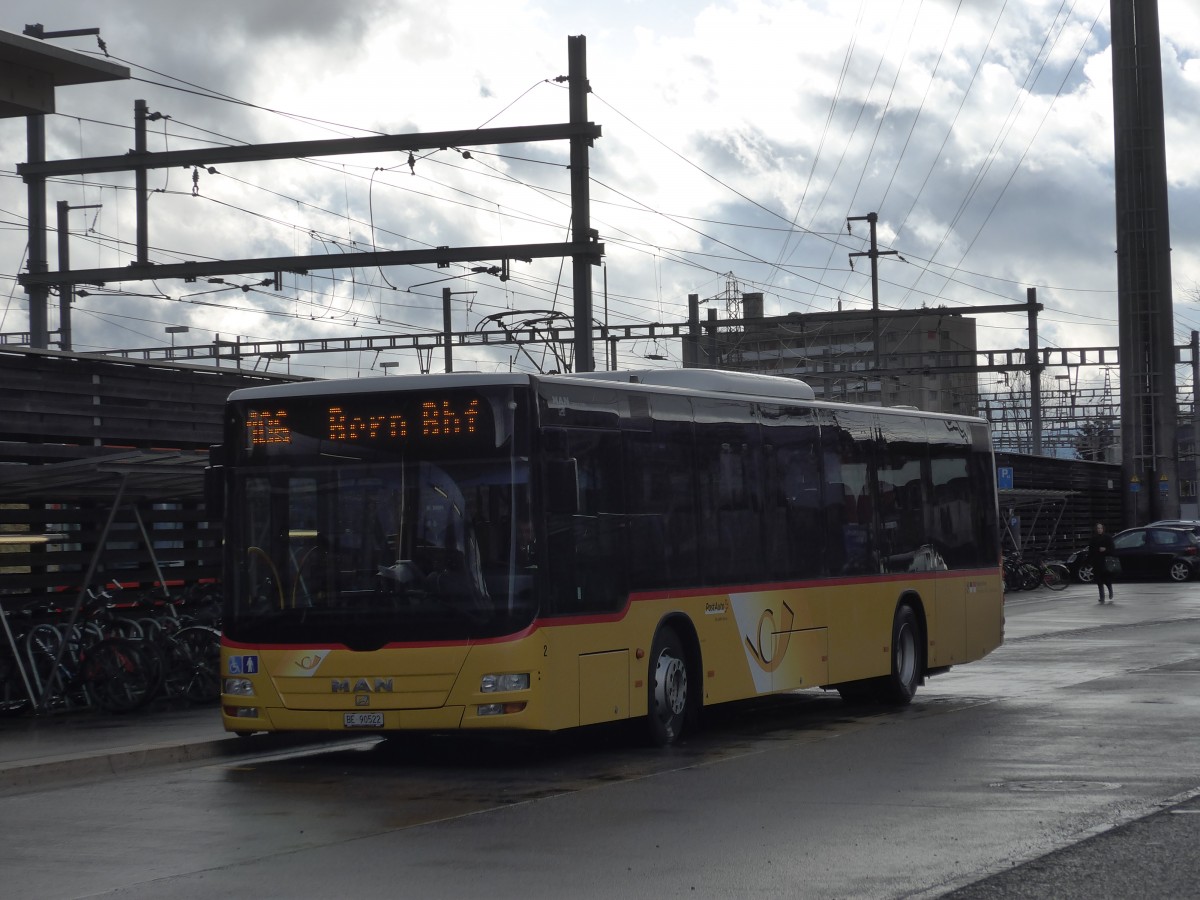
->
xmin=212 ymin=368 xmax=1002 ymax=745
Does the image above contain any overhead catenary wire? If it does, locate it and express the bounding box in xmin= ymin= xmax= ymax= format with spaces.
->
xmin=11 ymin=47 xmax=1113 ymax=328
xmin=1 ymin=13 xmax=1145 ymax=378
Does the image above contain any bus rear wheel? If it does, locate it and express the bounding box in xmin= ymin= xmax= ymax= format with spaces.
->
xmin=880 ymin=604 xmax=921 ymax=705
xmin=647 ymin=627 xmax=689 ymax=746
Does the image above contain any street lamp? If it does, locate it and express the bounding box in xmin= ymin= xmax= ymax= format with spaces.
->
xmin=165 ymin=325 xmax=189 ymax=349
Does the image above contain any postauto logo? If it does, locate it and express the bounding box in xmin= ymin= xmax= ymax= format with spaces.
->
xmin=730 ymin=592 xmax=798 ymax=694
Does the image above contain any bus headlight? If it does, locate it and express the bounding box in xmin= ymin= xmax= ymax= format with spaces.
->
xmin=224 ymin=677 xmax=255 ymax=696
xmin=480 ymin=673 xmax=529 ymax=693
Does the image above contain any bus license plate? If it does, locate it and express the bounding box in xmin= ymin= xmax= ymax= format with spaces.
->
xmin=343 ymin=712 xmax=384 ymax=728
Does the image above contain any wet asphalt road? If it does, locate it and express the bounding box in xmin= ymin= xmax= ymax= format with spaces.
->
xmin=4 ymin=580 xmax=1200 ymax=899
xmin=944 ymin=795 xmax=1200 ymax=899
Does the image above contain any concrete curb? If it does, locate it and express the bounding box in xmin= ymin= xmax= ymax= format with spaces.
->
xmin=0 ymin=732 xmax=365 ymax=792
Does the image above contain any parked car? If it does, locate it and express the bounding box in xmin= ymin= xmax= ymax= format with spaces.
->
xmin=1146 ymin=519 xmax=1200 ymax=536
xmin=1066 ymin=525 xmax=1200 ymax=583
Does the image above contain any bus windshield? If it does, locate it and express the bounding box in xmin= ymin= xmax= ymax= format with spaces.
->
xmin=224 ymin=386 xmax=537 ymax=647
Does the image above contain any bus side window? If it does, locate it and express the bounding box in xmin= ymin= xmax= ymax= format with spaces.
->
xmin=693 ymin=398 xmax=762 ymax=586
xmin=546 ymin=429 xmax=627 ymax=614
xmin=623 ymin=397 xmax=696 ymax=591
xmin=877 ymin=415 xmax=930 ymax=573
xmin=762 ymin=439 xmax=823 ymax=581
xmin=930 ymin=421 xmax=978 ymax=568
xmin=828 ymin=409 xmax=877 ymax=575
xmin=968 ymin=423 xmax=999 ymax=567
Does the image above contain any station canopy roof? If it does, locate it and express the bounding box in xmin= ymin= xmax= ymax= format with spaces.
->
xmin=0 ymin=29 xmax=129 ymax=117
xmin=0 ymin=449 xmax=207 ymax=503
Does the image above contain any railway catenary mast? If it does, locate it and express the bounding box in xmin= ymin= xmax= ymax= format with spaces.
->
xmin=1111 ymin=0 xmax=1179 ymax=524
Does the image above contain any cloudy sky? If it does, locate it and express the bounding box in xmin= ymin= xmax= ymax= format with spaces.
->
xmin=1 ymin=0 xmax=1198 ymax=394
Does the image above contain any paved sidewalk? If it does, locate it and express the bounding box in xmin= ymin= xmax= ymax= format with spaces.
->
xmin=0 ymin=704 xmax=336 ymax=790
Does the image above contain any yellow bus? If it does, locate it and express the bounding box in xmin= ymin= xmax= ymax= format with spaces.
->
xmin=214 ymin=369 xmax=1003 ymax=745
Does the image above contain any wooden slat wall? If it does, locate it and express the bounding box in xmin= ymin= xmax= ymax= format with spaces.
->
xmin=996 ymin=452 xmax=1123 ymax=557
xmin=0 ymin=502 xmax=220 ymax=594
xmin=1 ymin=350 xmax=296 ymax=600
xmin=0 ymin=349 xmax=288 ymax=452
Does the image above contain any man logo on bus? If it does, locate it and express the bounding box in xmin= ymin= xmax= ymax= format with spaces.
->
xmin=332 ymin=678 xmax=394 ymax=693
xmin=745 ymin=601 xmax=795 ymax=673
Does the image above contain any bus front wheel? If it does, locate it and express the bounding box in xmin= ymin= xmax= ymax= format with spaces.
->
xmin=647 ymin=628 xmax=689 ymax=746
xmin=881 ymin=604 xmax=921 ymax=705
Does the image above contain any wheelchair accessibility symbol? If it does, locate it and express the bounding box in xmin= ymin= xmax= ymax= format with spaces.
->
xmin=228 ymin=655 xmax=259 ymax=675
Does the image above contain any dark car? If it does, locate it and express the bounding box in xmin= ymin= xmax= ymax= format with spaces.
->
xmin=1147 ymin=519 xmax=1200 ymax=536
xmin=1067 ymin=525 xmax=1200 ymax=583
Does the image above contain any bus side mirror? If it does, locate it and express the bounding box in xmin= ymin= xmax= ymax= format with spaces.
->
xmin=546 ymin=458 xmax=579 ymax=515
xmin=205 ymin=444 xmax=225 ymax=521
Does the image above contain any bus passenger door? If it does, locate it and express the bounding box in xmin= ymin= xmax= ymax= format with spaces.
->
xmin=926 ymin=423 xmax=975 ymax=666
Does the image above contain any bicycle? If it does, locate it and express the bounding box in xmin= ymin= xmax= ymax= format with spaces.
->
xmin=1003 ymin=553 xmax=1069 ymax=592
xmin=22 ymin=615 xmax=164 ymax=714
xmin=1033 ymin=557 xmax=1071 ymax=591
xmin=0 ymin=579 xmax=224 ymax=716
xmin=160 ymin=624 xmax=222 ymax=704
xmin=14 ymin=587 xmax=173 ymax=714
xmin=0 ymin=625 xmax=33 ymax=717
xmin=1002 ymin=554 xmax=1029 ymax=592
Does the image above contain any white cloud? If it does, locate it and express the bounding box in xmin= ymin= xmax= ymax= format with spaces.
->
xmin=0 ymin=0 xmax=1196 ymax=381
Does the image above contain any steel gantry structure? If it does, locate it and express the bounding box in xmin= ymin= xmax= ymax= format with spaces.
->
xmin=15 ymin=34 xmax=605 ymax=371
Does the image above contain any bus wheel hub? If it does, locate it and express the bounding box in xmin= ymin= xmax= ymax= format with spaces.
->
xmin=655 ymin=654 xmax=687 ymax=716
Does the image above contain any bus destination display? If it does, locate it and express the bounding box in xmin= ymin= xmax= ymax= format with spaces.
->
xmin=244 ymin=396 xmax=483 ymax=449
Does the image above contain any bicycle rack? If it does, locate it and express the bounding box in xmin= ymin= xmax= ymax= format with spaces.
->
xmin=1000 ymin=487 xmax=1075 ymax=559
xmin=35 ymin=474 xmax=129 ymax=713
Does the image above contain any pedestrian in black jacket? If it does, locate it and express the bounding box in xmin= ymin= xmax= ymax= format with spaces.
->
xmin=1088 ymin=522 xmax=1115 ymax=603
